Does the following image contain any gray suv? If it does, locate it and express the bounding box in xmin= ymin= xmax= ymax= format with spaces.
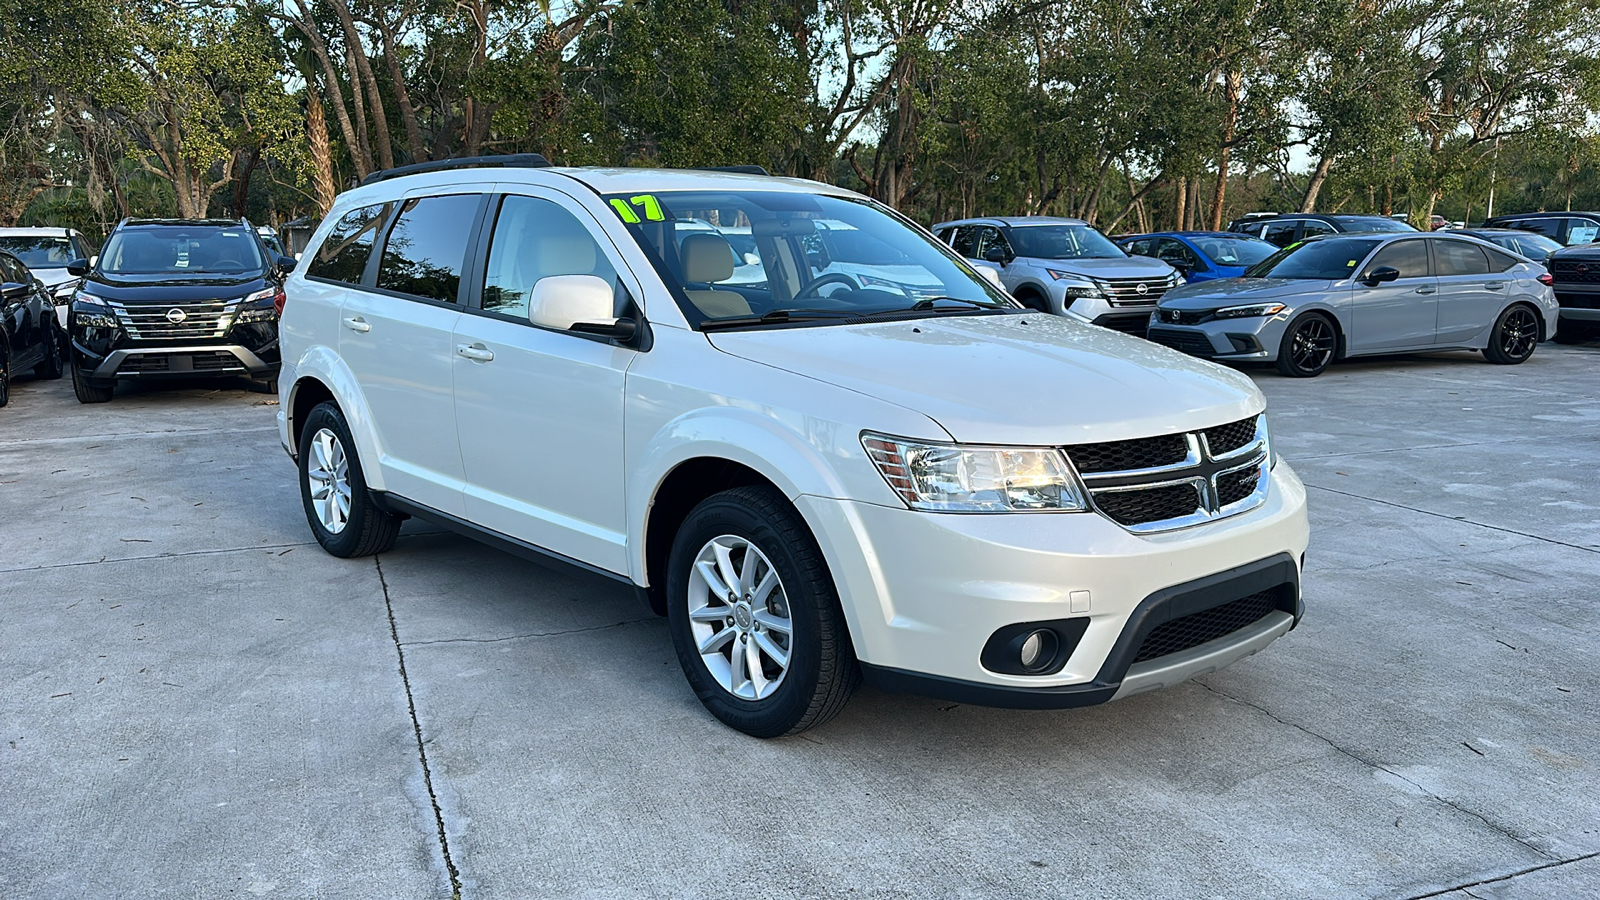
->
xmin=933 ymin=216 xmax=1179 ymax=335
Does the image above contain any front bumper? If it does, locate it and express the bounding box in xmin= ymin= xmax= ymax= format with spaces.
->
xmin=1146 ymin=311 xmax=1291 ymax=361
xmin=79 ymin=343 xmax=278 ymax=379
xmin=796 ymin=461 xmax=1309 ymax=704
xmin=1058 ymin=294 xmax=1158 ymax=336
xmin=1554 ymin=284 xmax=1600 ymax=323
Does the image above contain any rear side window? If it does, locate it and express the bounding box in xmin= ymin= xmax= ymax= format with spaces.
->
xmin=1364 ymin=240 xmax=1430 ymax=279
xmin=951 ymin=226 xmax=978 ymax=257
xmin=1262 ymin=221 xmax=1298 ymax=246
xmin=1300 ymin=220 xmax=1335 ymax=238
xmin=375 ymin=194 xmax=483 ymax=302
xmin=1483 ymin=247 xmax=1520 ymax=272
xmin=308 ymin=203 xmax=393 ymax=284
xmin=1434 ymin=240 xmax=1490 ymax=276
xmin=1567 ymin=218 xmax=1599 ymax=245
xmin=481 ymin=195 xmax=620 ymax=320
xmin=1510 ymin=218 xmax=1561 ymax=239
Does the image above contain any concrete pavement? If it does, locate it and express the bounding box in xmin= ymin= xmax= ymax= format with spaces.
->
xmin=2 ymin=347 xmax=1596 ymax=898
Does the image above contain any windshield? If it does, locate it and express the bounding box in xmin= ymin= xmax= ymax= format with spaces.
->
xmin=0 ymin=236 xmax=73 ymax=269
xmin=1192 ymin=235 xmax=1277 ymax=267
xmin=1506 ymin=232 xmax=1563 ymax=255
xmin=1245 ymin=238 xmax=1383 ymax=279
xmin=606 ymin=191 xmax=1011 ymax=326
xmin=258 ymin=231 xmax=287 ymax=257
xmin=1007 ymin=224 xmax=1126 ymax=259
xmin=99 ymin=226 xmax=266 ymax=276
xmin=1336 ymin=216 xmax=1417 ymax=233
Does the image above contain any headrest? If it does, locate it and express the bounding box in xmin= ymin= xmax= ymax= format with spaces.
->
xmin=681 ymin=233 xmax=735 ymax=284
xmin=532 ymin=231 xmax=597 ymax=277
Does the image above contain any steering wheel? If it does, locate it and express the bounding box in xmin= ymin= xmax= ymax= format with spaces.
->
xmin=792 ymin=273 xmax=860 ymax=302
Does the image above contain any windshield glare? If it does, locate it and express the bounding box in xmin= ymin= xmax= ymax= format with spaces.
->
xmin=1245 ymin=238 xmax=1383 ymax=280
xmin=100 ymin=227 xmax=266 ymax=276
xmin=1007 ymin=224 xmax=1125 ymax=259
xmin=1194 ymin=236 xmax=1277 ymax=267
xmin=609 ymin=191 xmax=1010 ymax=325
xmin=1338 ymin=217 xmax=1417 ymax=233
xmin=0 ymin=237 xmax=73 ymax=269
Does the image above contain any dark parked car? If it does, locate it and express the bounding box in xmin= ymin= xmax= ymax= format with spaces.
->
xmin=1482 ymin=212 xmax=1600 ymax=247
xmin=1445 ymin=228 xmax=1564 ymax=264
xmin=1228 ymin=213 xmax=1416 ymax=248
xmin=0 ymin=250 xmax=66 ymax=406
xmin=66 ymin=218 xmax=294 ymax=403
xmin=1547 ymin=243 xmax=1600 ymax=342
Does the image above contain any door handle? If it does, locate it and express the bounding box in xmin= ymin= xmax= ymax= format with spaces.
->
xmin=1415 ymin=287 xmax=1437 ymax=295
xmin=1484 ymin=282 xmax=1506 ymax=290
xmin=342 ymin=316 xmax=371 ymax=333
xmin=456 ymin=342 xmax=494 ymax=362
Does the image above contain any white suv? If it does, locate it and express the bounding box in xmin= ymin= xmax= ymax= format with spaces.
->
xmin=277 ymin=157 xmax=1310 ymax=737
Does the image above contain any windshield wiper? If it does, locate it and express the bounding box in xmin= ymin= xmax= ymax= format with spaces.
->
xmin=857 ymin=297 xmax=1004 ymax=317
xmin=698 ymin=309 xmax=856 ymax=331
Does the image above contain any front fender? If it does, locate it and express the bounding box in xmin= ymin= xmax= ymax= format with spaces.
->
xmin=284 ymin=345 xmax=387 ymax=493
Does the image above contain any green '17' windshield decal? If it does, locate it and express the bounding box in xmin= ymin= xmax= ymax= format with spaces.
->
xmin=609 ymin=195 xmax=665 ymax=224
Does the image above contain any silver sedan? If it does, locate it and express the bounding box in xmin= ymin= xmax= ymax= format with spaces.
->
xmin=1146 ymin=233 xmax=1559 ymax=376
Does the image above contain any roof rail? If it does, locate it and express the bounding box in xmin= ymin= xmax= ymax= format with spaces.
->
xmin=697 ymin=165 xmax=770 ymax=176
xmin=361 ymin=153 xmax=553 ymax=186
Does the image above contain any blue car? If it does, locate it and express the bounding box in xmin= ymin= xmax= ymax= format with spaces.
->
xmin=1119 ymin=231 xmax=1279 ymax=283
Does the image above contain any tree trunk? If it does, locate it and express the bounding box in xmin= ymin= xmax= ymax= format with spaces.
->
xmin=1300 ymin=150 xmax=1334 ymax=213
xmin=285 ymin=12 xmax=370 ymax=179
xmin=307 ymin=92 xmax=339 ymax=217
xmin=1209 ymin=71 xmax=1241 ymax=231
xmin=328 ymin=0 xmax=394 ymax=170
xmin=231 ymin=144 xmax=262 ymax=217
xmin=376 ymin=16 xmax=426 ymax=162
xmin=1174 ymin=176 xmax=1187 ymax=230
xmin=343 ymin=40 xmax=373 ymax=177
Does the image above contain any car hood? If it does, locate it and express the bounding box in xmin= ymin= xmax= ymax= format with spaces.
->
xmin=29 ymin=267 xmax=75 ymax=289
xmin=83 ymin=272 xmax=268 ymax=303
xmin=1159 ymin=277 xmax=1339 ymax=310
xmin=1553 ymin=245 xmax=1600 ymax=262
xmin=1016 ymin=256 xmax=1174 ymax=280
xmin=707 ymin=314 xmax=1262 ymax=445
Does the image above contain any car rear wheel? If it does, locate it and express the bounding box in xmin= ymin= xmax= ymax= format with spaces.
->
xmin=297 ymin=402 xmax=401 ymax=558
xmin=1484 ymin=304 xmax=1539 ymax=365
xmin=666 ymin=485 xmax=858 ymax=737
xmin=1275 ymin=313 xmax=1337 ymax=377
xmin=0 ymin=355 xmax=10 ymax=407
xmin=33 ymin=323 xmax=64 ymax=379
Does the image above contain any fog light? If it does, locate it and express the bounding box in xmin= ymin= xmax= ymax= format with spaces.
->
xmin=1019 ymin=629 xmax=1058 ymax=671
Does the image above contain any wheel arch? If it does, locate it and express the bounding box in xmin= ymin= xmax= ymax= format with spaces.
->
xmin=283 ymin=346 xmax=386 ymax=491
xmin=1290 ymin=305 xmax=1347 ymax=360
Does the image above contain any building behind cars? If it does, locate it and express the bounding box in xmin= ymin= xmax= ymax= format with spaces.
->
xmin=0 ymin=227 xmax=96 ymax=328
xmin=278 ymin=157 xmax=1309 ymax=737
xmin=1228 ymin=213 xmax=1417 ymax=247
xmin=1482 ymin=211 xmax=1600 ymax=247
xmin=932 ymin=216 xmax=1180 ymax=335
xmin=66 ymin=217 xmax=293 ymax=402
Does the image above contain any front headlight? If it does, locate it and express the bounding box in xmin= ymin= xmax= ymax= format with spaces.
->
xmin=72 ymin=290 xmax=119 ymax=329
xmin=1213 ymin=302 xmax=1287 ymax=319
xmin=53 ymin=280 xmax=81 ymax=300
xmin=234 ymin=287 xmax=283 ymax=324
xmin=862 ymin=433 xmax=1088 ymax=512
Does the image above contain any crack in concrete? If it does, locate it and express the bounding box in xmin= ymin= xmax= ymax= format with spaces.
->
xmin=376 ymin=556 xmax=463 ymax=900
xmin=1399 ymin=850 xmax=1600 ymax=899
xmin=0 ymin=424 xmax=278 ymax=448
xmin=0 ymin=541 xmax=319 ymax=575
xmin=1194 ymin=682 xmax=1554 ymax=862
xmin=400 ymin=617 xmax=656 ymax=648
xmin=1304 ymin=483 xmax=1600 ymax=555
xmin=1288 ymin=436 xmax=1537 ymax=462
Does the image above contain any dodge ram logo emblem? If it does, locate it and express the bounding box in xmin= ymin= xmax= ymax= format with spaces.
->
xmin=1136 ymin=282 xmax=1149 ymax=294
xmin=166 ymin=308 xmax=187 ymax=324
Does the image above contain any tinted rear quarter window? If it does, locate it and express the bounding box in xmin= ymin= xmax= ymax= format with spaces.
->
xmin=308 ymin=203 xmax=394 ymax=284
xmin=375 ymin=194 xmax=483 ymax=302
xmin=1434 ymin=240 xmax=1491 ymax=276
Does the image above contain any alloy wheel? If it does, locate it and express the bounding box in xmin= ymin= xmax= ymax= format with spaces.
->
xmin=687 ymin=535 xmax=793 ymax=701
xmin=1291 ymin=318 xmax=1335 ymax=371
xmin=1499 ymin=307 xmax=1538 ymax=360
xmin=305 ymin=427 xmax=352 ymax=534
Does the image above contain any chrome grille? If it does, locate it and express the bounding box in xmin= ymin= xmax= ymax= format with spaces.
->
xmin=1063 ymin=414 xmax=1269 ymax=533
xmin=109 ymin=299 xmax=240 ymax=341
xmin=1099 ymin=275 xmax=1179 ymax=307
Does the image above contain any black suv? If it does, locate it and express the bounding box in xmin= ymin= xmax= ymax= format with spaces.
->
xmin=1547 ymin=243 xmax=1600 ymax=342
xmin=1 ymin=250 xmax=66 ymax=406
xmin=1481 ymin=212 xmax=1600 ymax=248
xmin=66 ymin=218 xmax=294 ymax=403
xmin=1227 ymin=213 xmax=1415 ymax=247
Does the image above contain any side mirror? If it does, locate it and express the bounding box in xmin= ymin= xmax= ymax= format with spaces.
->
xmin=530 ymin=274 xmax=629 ymax=337
xmin=983 ymin=245 xmax=1010 ymax=264
xmin=67 ymin=258 xmax=90 ymax=276
xmin=276 ymin=255 xmax=297 ymax=274
xmin=1363 ymin=266 xmax=1400 ymax=286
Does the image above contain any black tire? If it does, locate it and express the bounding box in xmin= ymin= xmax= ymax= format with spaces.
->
xmin=33 ymin=323 xmax=64 ymax=379
xmin=1551 ymin=321 xmax=1591 ymax=345
xmin=247 ymin=376 xmax=279 ymax=394
xmin=70 ymin=355 xmax=114 ymax=403
xmin=0 ymin=354 xmax=10 ymax=408
xmin=1275 ymin=312 xmax=1338 ymax=377
xmin=1014 ymin=288 xmax=1051 ymax=313
xmin=297 ymin=401 xmax=402 ymax=558
xmin=1484 ymin=304 xmax=1540 ymax=365
xmin=666 ymin=485 xmax=859 ymax=737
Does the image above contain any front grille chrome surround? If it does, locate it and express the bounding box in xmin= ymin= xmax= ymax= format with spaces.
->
xmin=1064 ymin=415 xmax=1269 ymax=533
xmin=109 ymin=299 xmax=242 ymax=341
xmin=1098 ymin=275 xmax=1180 ymax=307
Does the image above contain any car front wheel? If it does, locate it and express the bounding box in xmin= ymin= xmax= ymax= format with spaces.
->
xmin=1275 ymin=313 xmax=1337 ymax=377
xmin=297 ymin=402 xmax=401 ymax=557
xmin=666 ymin=486 xmax=858 ymax=737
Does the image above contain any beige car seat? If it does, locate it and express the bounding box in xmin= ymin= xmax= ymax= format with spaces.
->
xmin=680 ymin=233 xmax=752 ymax=318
